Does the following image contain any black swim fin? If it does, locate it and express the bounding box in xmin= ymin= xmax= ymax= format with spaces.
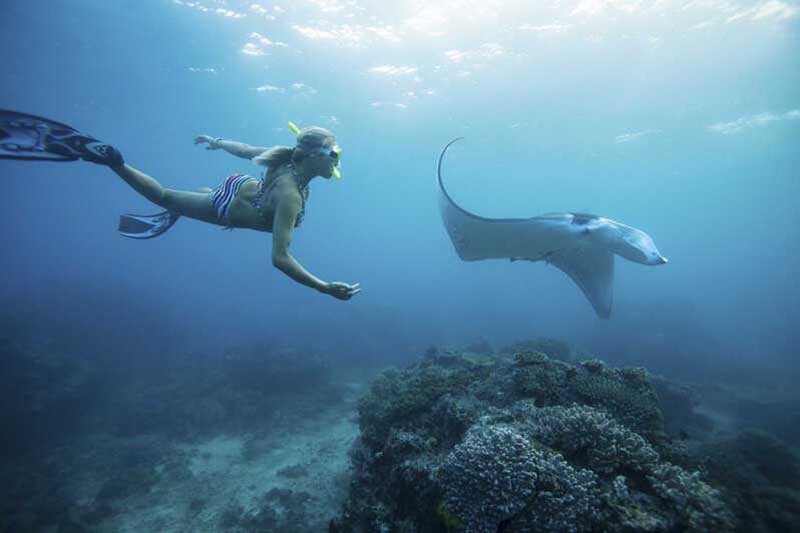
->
xmin=0 ymin=109 xmax=123 ymax=166
xmin=118 ymin=211 xmax=180 ymax=239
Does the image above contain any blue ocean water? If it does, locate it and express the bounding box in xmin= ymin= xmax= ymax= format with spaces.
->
xmin=1 ymin=1 xmax=799 ymax=531
xmin=3 ymin=0 xmax=799 ymax=363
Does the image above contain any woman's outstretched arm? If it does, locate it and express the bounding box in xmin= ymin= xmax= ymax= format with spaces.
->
xmin=270 ymin=195 xmax=360 ymax=300
xmin=194 ymin=135 xmax=267 ymax=159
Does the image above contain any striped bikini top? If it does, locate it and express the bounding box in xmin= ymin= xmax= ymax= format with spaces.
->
xmin=252 ymin=162 xmax=309 ymax=228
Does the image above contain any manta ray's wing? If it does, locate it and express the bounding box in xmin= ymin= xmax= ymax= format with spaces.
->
xmin=436 ymin=137 xmax=615 ymax=318
xmin=546 ymin=245 xmax=614 ymax=318
xmin=437 ymin=138 xmax=565 ymax=262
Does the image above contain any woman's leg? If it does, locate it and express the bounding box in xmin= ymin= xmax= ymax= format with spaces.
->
xmin=112 ymin=164 xmax=220 ymax=224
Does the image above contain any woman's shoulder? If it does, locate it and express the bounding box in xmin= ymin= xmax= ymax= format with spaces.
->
xmin=268 ymin=162 xmax=292 ymax=177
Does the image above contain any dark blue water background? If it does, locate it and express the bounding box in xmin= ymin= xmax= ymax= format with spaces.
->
xmin=2 ymin=0 xmax=798 ymax=382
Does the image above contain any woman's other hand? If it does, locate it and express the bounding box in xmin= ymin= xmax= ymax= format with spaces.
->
xmin=324 ymin=282 xmax=361 ymax=300
xmin=194 ymin=135 xmax=220 ymax=150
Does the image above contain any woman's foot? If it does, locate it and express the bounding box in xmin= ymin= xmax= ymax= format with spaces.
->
xmin=47 ymin=134 xmax=124 ymax=168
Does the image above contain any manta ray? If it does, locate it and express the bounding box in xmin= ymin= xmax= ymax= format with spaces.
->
xmin=437 ymin=138 xmax=668 ymax=318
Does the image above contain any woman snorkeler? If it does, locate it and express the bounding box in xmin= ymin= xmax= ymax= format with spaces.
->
xmin=0 ymin=110 xmax=361 ymax=301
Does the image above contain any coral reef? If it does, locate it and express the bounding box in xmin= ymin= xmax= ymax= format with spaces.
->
xmin=647 ymin=463 xmax=734 ymax=531
xmin=3 ymin=328 xmax=797 ymax=533
xmin=357 ymin=364 xmax=482 ymax=447
xmin=331 ymin=346 xmax=737 ymax=532
xmin=569 ymin=360 xmax=665 ymax=442
xmin=516 ymin=403 xmax=660 ymax=475
xmin=440 ymin=425 xmax=547 ymax=530
xmin=439 ymin=423 xmax=598 ymax=533
xmin=508 ymin=350 xmax=665 ymax=442
xmin=500 ymin=337 xmax=573 ymax=363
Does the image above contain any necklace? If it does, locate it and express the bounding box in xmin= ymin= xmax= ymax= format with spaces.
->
xmin=251 ymin=162 xmax=309 ymax=227
xmin=287 ymin=162 xmax=311 ymax=207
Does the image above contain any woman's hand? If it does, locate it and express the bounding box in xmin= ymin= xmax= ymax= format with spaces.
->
xmin=194 ymin=135 xmax=221 ymax=150
xmin=324 ymin=281 xmax=361 ymax=300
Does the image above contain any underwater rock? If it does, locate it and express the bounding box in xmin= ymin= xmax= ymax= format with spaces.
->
xmin=721 ymin=429 xmax=800 ymax=488
xmin=225 ymin=345 xmax=332 ymax=394
xmin=277 ymin=463 xmax=310 ymax=479
xmin=698 ymin=428 xmax=800 ymax=532
xmin=421 ymin=347 xmax=482 ymax=369
xmin=186 ymin=397 xmax=229 ymax=428
xmin=0 ymin=337 xmax=102 ymax=454
xmin=219 ymin=489 xmax=315 ymax=532
xmin=648 ymin=375 xmax=709 ymax=435
xmin=332 ymin=348 xmax=736 ymax=532
xmin=94 ymin=472 xmax=152 ymax=503
xmin=93 ymin=439 xmax=162 ymax=504
xmin=103 ymin=342 xmax=343 ymax=439
xmin=463 ymin=336 xmax=494 ymax=355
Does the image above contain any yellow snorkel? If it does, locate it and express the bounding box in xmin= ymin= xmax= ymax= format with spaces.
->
xmin=287 ymin=120 xmax=302 ymax=136
xmin=288 ymin=121 xmax=341 ymax=179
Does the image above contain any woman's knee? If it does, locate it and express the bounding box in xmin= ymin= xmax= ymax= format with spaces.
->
xmin=161 ymin=189 xmax=181 ymax=210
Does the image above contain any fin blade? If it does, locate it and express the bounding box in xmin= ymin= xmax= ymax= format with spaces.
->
xmin=0 ymin=110 xmax=80 ymax=161
xmin=118 ymin=211 xmax=180 ymax=239
xmin=0 ymin=109 xmax=119 ymax=164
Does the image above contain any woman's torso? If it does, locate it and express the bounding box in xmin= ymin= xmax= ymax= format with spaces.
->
xmin=223 ymin=164 xmax=305 ymax=232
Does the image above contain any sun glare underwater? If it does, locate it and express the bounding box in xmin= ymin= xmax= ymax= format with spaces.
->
xmin=1 ymin=1 xmax=799 ymax=532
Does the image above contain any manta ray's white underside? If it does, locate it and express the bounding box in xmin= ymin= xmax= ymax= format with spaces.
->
xmin=437 ymin=138 xmax=667 ymax=318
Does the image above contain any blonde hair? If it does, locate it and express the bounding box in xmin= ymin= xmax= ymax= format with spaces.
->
xmin=252 ymin=126 xmax=336 ymax=171
xmin=252 ymin=146 xmax=295 ymax=169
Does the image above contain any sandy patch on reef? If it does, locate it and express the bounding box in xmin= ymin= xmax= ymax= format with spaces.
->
xmin=94 ymin=388 xmax=361 ymax=532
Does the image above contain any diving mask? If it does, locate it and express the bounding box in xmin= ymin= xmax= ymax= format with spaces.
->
xmin=315 ymin=144 xmax=341 ymax=165
xmin=288 ymin=121 xmax=341 ymax=179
